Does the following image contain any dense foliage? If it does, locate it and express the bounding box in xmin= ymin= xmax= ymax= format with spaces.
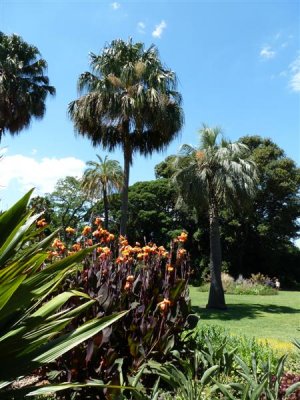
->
xmin=0 ymin=32 xmax=55 ymax=140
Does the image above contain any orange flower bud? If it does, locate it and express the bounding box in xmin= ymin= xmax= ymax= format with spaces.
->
xmin=126 ymin=275 xmax=134 ymax=282
xmin=82 ymin=226 xmax=92 ymax=235
xmin=65 ymin=226 xmax=76 ymax=235
xmin=94 ymin=217 xmax=102 ymax=226
xmin=158 ymin=298 xmax=172 ymax=312
xmin=37 ymin=218 xmax=47 ymax=228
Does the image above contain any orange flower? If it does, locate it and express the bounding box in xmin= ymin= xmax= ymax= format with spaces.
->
xmin=94 ymin=217 xmax=102 ymax=226
xmin=177 ymin=248 xmax=187 ymax=258
xmin=167 ymin=264 xmax=174 ymax=272
xmin=82 ymin=226 xmax=92 ymax=236
xmin=37 ymin=218 xmax=47 ymax=228
xmin=72 ymin=243 xmax=81 ymax=252
xmin=47 ymin=250 xmax=58 ymax=259
xmin=92 ymin=229 xmax=101 ymax=237
xmin=85 ymin=239 xmax=93 ymax=246
xmin=142 ymin=245 xmax=151 ymax=253
xmin=158 ymin=298 xmax=172 ymax=312
xmin=102 ymin=246 xmax=111 ymax=254
xmin=52 ymin=238 xmax=63 ymax=248
xmin=124 ymin=281 xmax=132 ymax=291
xmin=177 ymin=232 xmax=188 ymax=242
xmin=96 ymin=247 xmax=103 ymax=254
xmin=65 ymin=226 xmax=76 ymax=235
xmin=108 ymin=233 xmax=115 ymax=241
xmin=126 ymin=275 xmax=134 ymax=282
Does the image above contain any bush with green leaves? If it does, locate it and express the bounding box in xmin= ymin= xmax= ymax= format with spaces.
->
xmin=0 ymin=191 xmax=127 ymax=398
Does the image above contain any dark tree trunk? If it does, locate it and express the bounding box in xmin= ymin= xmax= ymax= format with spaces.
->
xmin=207 ymin=203 xmax=227 ymax=309
xmin=103 ymin=186 xmax=109 ymax=229
xmin=120 ymin=139 xmax=131 ymax=236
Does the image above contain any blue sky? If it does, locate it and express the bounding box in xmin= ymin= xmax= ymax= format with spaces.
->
xmin=0 ymin=0 xmax=299 ymax=210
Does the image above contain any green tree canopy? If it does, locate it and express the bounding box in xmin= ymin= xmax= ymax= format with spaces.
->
xmin=69 ymin=38 xmax=184 ymax=235
xmin=46 ymin=176 xmax=91 ymax=239
xmin=0 ymin=32 xmax=55 ymax=141
xmin=221 ymin=135 xmax=300 ymax=285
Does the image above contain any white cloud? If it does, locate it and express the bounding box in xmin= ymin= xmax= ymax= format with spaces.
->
xmin=289 ymin=55 xmax=300 ymax=92
xmin=111 ymin=2 xmax=120 ymax=10
xmin=260 ymin=46 xmax=276 ymax=59
xmin=152 ymin=20 xmax=167 ymax=38
xmin=0 ymin=155 xmax=85 ymax=195
xmin=137 ymin=21 xmax=146 ymax=34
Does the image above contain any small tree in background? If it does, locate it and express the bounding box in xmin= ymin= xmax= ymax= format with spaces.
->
xmin=81 ymin=155 xmax=123 ymax=229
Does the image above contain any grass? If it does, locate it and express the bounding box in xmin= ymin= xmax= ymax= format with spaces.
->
xmin=190 ymin=287 xmax=300 ymax=343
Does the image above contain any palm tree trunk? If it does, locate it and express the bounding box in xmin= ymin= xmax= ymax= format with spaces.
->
xmin=207 ymin=204 xmax=227 ymax=309
xmin=120 ymin=139 xmax=131 ymax=236
xmin=103 ymin=186 xmax=109 ymax=229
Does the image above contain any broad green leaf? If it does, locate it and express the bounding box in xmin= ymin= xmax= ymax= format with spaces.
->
xmin=27 ymin=381 xmax=135 ymax=396
xmin=0 ymin=189 xmax=33 ymax=249
xmin=200 ymin=365 xmax=219 ymax=385
xmin=34 ymin=311 xmax=128 ymax=364
xmin=285 ymin=381 xmax=300 ymax=396
xmin=0 ymin=275 xmax=26 ymax=311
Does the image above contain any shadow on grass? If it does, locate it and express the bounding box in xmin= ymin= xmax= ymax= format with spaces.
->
xmin=192 ymin=303 xmax=300 ymax=321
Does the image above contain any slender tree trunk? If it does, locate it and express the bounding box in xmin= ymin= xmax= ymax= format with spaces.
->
xmin=120 ymin=138 xmax=131 ymax=236
xmin=207 ymin=203 xmax=227 ymax=309
xmin=103 ymin=186 xmax=109 ymax=230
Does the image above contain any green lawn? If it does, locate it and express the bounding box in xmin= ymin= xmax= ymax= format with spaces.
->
xmin=190 ymin=287 xmax=300 ymax=343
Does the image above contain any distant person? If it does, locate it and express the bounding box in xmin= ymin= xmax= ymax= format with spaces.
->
xmin=275 ymin=278 xmax=280 ymax=290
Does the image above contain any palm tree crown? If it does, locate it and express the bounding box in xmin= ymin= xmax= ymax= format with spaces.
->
xmin=81 ymin=155 xmax=123 ymax=229
xmin=0 ymin=32 xmax=55 ymax=141
xmin=69 ymin=38 xmax=184 ymax=234
xmin=174 ymin=125 xmax=258 ymax=309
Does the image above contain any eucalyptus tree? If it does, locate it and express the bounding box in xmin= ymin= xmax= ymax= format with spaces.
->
xmin=81 ymin=155 xmax=123 ymax=229
xmin=174 ymin=125 xmax=258 ymax=309
xmin=69 ymin=38 xmax=183 ymax=235
xmin=0 ymin=32 xmax=55 ymax=141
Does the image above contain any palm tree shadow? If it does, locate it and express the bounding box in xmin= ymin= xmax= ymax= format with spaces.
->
xmin=192 ymin=303 xmax=300 ymax=321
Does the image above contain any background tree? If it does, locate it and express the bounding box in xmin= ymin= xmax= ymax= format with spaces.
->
xmin=174 ymin=125 xmax=258 ymax=309
xmin=220 ymin=136 xmax=300 ymax=286
xmin=0 ymin=32 xmax=55 ymax=141
xmin=69 ymin=38 xmax=183 ymax=235
xmin=47 ymin=176 xmax=91 ymax=240
xmin=81 ymin=155 xmax=123 ymax=229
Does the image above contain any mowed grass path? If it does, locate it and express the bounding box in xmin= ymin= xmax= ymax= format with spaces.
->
xmin=190 ymin=288 xmax=300 ymax=343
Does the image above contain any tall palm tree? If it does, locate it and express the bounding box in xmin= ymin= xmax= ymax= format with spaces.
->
xmin=0 ymin=32 xmax=55 ymax=141
xmin=81 ymin=155 xmax=123 ymax=229
xmin=69 ymin=38 xmax=184 ymax=235
xmin=174 ymin=125 xmax=258 ymax=309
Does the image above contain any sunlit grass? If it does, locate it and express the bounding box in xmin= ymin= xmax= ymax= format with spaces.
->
xmin=190 ymin=288 xmax=300 ymax=343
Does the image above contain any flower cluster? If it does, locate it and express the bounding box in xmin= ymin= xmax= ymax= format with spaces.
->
xmin=47 ymin=223 xmax=190 ymax=387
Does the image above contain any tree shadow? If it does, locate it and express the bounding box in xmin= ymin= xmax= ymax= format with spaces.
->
xmin=192 ymin=303 xmax=300 ymax=321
